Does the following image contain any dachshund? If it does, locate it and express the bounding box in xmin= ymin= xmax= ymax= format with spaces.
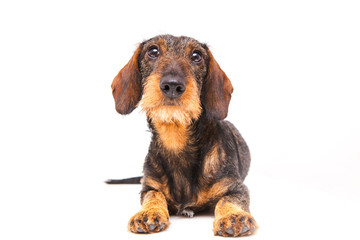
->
xmin=108 ymin=35 xmax=257 ymax=237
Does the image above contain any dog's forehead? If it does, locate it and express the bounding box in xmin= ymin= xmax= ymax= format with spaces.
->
xmin=142 ymin=35 xmax=206 ymax=55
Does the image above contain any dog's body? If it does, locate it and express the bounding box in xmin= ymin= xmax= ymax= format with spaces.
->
xmin=111 ymin=35 xmax=257 ymax=237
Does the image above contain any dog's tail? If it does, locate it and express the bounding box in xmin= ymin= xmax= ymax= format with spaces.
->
xmin=105 ymin=176 xmax=142 ymax=184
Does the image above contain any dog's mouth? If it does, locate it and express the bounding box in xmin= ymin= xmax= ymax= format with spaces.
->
xmin=162 ymin=98 xmax=181 ymax=106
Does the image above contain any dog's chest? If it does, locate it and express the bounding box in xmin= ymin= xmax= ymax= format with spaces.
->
xmin=165 ymin=161 xmax=196 ymax=201
xmin=164 ymin=170 xmax=228 ymax=215
xmin=163 ymin=162 xmax=219 ymax=212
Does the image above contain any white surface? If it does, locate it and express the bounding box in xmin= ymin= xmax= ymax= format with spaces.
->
xmin=1 ymin=0 xmax=360 ymax=239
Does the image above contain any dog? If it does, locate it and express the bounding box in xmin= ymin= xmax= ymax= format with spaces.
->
xmin=109 ymin=35 xmax=257 ymax=237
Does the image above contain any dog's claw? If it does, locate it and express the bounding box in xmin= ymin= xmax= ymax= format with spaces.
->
xmin=137 ymin=227 xmax=145 ymax=233
xmin=159 ymin=223 xmax=166 ymax=230
xmin=241 ymin=225 xmax=249 ymax=234
xmin=148 ymin=224 xmax=156 ymax=231
xmin=225 ymin=227 xmax=234 ymax=235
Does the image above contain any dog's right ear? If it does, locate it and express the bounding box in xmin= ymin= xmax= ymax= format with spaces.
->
xmin=202 ymin=47 xmax=234 ymax=120
xmin=111 ymin=44 xmax=143 ymax=115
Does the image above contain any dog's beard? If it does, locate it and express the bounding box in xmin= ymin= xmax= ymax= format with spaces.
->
xmin=139 ymin=74 xmax=202 ymax=125
xmin=144 ymin=105 xmax=200 ymax=125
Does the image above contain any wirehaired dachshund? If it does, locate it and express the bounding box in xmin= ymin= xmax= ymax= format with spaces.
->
xmin=108 ymin=35 xmax=258 ymax=237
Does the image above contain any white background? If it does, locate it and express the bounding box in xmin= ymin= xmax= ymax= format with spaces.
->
xmin=1 ymin=0 xmax=359 ymax=239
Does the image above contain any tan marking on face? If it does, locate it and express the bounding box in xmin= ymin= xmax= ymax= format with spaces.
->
xmin=139 ymin=72 xmax=201 ymax=152
xmin=140 ymin=74 xmax=201 ymax=124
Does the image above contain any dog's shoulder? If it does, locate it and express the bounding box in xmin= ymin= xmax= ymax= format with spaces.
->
xmin=201 ymin=120 xmax=250 ymax=181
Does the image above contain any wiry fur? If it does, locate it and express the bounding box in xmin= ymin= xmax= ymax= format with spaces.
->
xmin=110 ymin=35 xmax=257 ymax=237
xmin=140 ymin=73 xmax=202 ymax=125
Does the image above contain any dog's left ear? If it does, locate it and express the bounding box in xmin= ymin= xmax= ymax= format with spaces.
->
xmin=111 ymin=44 xmax=143 ymax=115
xmin=202 ymin=48 xmax=234 ymax=120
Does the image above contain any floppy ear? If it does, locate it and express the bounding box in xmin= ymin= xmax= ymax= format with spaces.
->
xmin=202 ymin=49 xmax=234 ymax=120
xmin=111 ymin=45 xmax=143 ymax=115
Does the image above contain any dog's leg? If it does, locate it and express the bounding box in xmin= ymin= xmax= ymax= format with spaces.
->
xmin=213 ymin=185 xmax=257 ymax=237
xmin=128 ymin=190 xmax=170 ymax=233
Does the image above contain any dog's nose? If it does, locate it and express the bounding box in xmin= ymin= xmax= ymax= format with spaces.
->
xmin=159 ymin=75 xmax=186 ymax=99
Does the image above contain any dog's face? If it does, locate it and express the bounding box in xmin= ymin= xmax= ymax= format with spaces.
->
xmin=111 ymin=35 xmax=233 ymax=123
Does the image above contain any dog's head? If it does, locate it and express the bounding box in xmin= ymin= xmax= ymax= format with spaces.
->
xmin=111 ymin=35 xmax=233 ymax=124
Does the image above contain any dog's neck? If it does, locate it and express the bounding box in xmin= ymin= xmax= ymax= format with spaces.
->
xmin=152 ymin=120 xmax=189 ymax=153
xmin=148 ymin=113 xmax=217 ymax=155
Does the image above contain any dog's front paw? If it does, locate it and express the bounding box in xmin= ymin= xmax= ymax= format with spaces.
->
xmin=128 ymin=208 xmax=170 ymax=233
xmin=214 ymin=211 xmax=257 ymax=237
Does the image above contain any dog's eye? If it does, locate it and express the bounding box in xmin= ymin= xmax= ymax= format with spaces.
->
xmin=191 ymin=51 xmax=202 ymax=63
xmin=147 ymin=46 xmax=160 ymax=59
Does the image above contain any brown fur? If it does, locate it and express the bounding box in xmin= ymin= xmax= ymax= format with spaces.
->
xmin=110 ymin=35 xmax=257 ymax=237
xmin=140 ymin=63 xmax=202 ymax=126
xmin=214 ymin=196 xmax=258 ymax=237
xmin=152 ymin=121 xmax=189 ymax=153
xmin=128 ymin=191 xmax=170 ymax=233
xmin=195 ymin=178 xmax=233 ymax=206
xmin=111 ymin=46 xmax=142 ymax=115
xmin=202 ymin=143 xmax=225 ymax=175
xmin=202 ymin=50 xmax=233 ymax=120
